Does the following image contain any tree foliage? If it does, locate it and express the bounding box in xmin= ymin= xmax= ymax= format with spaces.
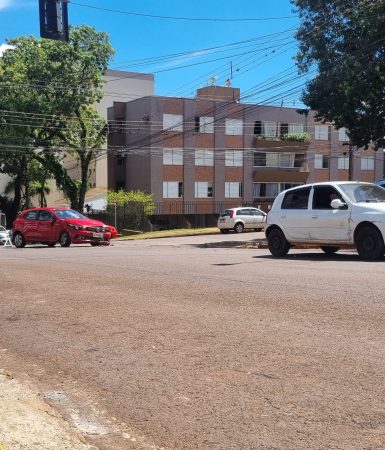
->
xmin=292 ymin=0 xmax=385 ymax=148
xmin=0 ymin=25 xmax=114 ymax=222
xmin=106 ymin=190 xmax=155 ymax=231
xmin=107 ymin=189 xmax=154 ymax=216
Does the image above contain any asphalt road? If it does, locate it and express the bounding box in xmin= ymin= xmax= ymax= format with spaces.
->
xmin=1 ymin=234 xmax=385 ymax=449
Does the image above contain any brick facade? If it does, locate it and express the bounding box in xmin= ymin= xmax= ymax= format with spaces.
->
xmin=107 ymin=86 xmax=384 ymax=227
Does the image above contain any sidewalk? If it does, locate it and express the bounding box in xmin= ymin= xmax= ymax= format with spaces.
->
xmin=0 ymin=370 xmax=95 ymax=450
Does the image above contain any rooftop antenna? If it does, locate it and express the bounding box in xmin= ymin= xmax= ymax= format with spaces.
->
xmin=208 ymin=76 xmax=217 ymax=86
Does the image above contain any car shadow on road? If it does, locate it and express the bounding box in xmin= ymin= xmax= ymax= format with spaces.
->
xmin=254 ymin=252 xmax=385 ymax=262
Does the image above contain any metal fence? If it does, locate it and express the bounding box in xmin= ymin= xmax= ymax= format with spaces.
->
xmin=88 ymin=200 xmax=273 ymax=232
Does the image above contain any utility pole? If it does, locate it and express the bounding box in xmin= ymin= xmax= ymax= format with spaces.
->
xmin=348 ymin=145 xmax=353 ymax=181
xmin=342 ymin=142 xmax=354 ymax=181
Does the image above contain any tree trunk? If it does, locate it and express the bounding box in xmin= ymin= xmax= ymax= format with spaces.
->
xmin=8 ymin=175 xmax=23 ymax=226
xmin=78 ymin=151 xmax=92 ymax=212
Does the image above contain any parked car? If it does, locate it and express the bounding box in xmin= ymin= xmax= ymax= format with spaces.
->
xmin=265 ymin=181 xmax=385 ymax=260
xmin=374 ymin=179 xmax=385 ymax=188
xmin=12 ymin=207 xmax=116 ymax=248
xmin=217 ymin=207 xmax=267 ymax=233
xmin=0 ymin=225 xmax=10 ymax=245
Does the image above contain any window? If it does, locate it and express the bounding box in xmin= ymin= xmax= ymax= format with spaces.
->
xmin=163 ymin=181 xmax=183 ymax=198
xmin=225 ymin=150 xmax=243 ymax=167
xmin=254 ymin=121 xmax=280 ymax=137
xmin=315 ymin=125 xmax=329 ymax=140
xmin=195 ymin=182 xmax=213 ymax=198
xmin=253 ymin=183 xmax=302 ymax=198
xmin=294 ymin=153 xmax=305 ymax=168
xmin=253 ymin=152 xmax=296 ymax=168
xmin=254 ymin=121 xmax=262 ymax=135
xmin=338 ymin=156 xmax=349 ymax=170
xmin=236 ymin=208 xmax=251 ymax=216
xmin=361 ymin=157 xmax=374 ymax=171
xmin=196 ymin=116 xmax=214 ymax=133
xmin=225 ymin=182 xmax=243 ymax=198
xmin=253 ymin=183 xmax=279 ymax=198
xmin=314 ymin=154 xmax=329 ymax=169
xmin=23 ymin=211 xmax=38 ymax=220
xmin=195 ymin=149 xmax=214 ymax=166
xmin=163 ymin=114 xmax=183 ymax=132
xmin=281 ymin=187 xmax=311 ymax=209
xmin=280 ymin=123 xmax=289 ymax=136
xmin=38 ymin=211 xmax=53 ymax=221
xmin=163 ymin=148 xmax=183 ymax=165
xmin=338 ymin=128 xmax=349 ymax=142
xmin=262 ymin=121 xmax=278 ymax=138
xmin=312 ymin=186 xmax=342 ymax=209
xmin=280 ymin=153 xmax=294 ymax=168
xmin=225 ymin=118 xmax=243 ymax=136
xmin=254 ymin=152 xmax=266 ymax=166
xmin=288 ymin=123 xmax=305 ymax=134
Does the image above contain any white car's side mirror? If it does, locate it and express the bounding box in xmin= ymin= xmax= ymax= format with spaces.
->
xmin=331 ymin=198 xmax=347 ymax=209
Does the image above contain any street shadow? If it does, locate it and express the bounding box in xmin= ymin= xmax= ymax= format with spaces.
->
xmin=212 ymin=262 xmax=244 ymax=266
xmin=254 ymin=252 xmax=385 ymax=262
xmin=189 ymin=241 xmax=248 ymax=249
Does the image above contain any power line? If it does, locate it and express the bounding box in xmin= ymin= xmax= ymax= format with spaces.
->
xmin=71 ymin=2 xmax=298 ymax=22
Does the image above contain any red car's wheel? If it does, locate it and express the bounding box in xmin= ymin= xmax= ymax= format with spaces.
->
xmin=59 ymin=232 xmax=71 ymax=247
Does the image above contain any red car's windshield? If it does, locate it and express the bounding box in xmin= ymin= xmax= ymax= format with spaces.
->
xmin=54 ymin=209 xmax=87 ymax=220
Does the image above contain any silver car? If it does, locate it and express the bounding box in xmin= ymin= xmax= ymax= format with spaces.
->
xmin=0 ymin=226 xmax=11 ymax=245
xmin=217 ymin=207 xmax=267 ymax=233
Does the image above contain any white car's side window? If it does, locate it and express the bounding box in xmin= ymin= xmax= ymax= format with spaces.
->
xmin=281 ymin=188 xmax=311 ymax=209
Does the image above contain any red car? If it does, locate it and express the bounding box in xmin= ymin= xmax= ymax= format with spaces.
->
xmin=12 ymin=207 xmax=117 ymax=248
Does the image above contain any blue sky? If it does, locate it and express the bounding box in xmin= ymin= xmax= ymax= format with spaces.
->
xmin=0 ymin=0 xmax=306 ymax=106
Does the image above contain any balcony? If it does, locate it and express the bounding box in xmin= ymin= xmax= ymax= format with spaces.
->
xmin=255 ymin=133 xmax=310 ymax=152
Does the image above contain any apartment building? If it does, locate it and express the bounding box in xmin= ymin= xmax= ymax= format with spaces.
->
xmin=108 ymin=84 xmax=384 ymax=227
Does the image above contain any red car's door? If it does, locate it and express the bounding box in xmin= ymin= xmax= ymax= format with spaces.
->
xmin=21 ymin=210 xmax=39 ymax=241
xmin=37 ymin=210 xmax=60 ymax=242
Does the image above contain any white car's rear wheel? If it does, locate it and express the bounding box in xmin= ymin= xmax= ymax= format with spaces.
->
xmin=234 ymin=223 xmax=244 ymax=233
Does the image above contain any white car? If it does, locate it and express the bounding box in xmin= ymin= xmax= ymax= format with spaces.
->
xmin=218 ymin=207 xmax=267 ymax=233
xmin=0 ymin=226 xmax=11 ymax=245
xmin=265 ymin=181 xmax=385 ymax=260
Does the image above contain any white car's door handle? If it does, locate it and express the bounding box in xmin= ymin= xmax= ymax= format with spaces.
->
xmin=312 ymin=215 xmax=318 ymax=219
xmin=280 ymin=215 xmax=286 ymax=219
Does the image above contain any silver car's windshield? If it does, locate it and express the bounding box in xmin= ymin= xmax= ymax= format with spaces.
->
xmin=339 ymin=183 xmax=385 ymax=203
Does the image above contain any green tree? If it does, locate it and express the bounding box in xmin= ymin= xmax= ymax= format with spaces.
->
xmin=0 ymin=25 xmax=114 ymax=222
xmin=53 ymin=105 xmax=108 ymax=210
xmin=292 ymin=0 xmax=385 ymax=149
xmin=107 ymin=190 xmax=155 ymax=230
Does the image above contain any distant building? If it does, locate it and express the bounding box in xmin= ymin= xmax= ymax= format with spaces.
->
xmin=107 ymin=84 xmax=384 ymax=227
xmin=46 ymin=69 xmax=155 ymax=209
